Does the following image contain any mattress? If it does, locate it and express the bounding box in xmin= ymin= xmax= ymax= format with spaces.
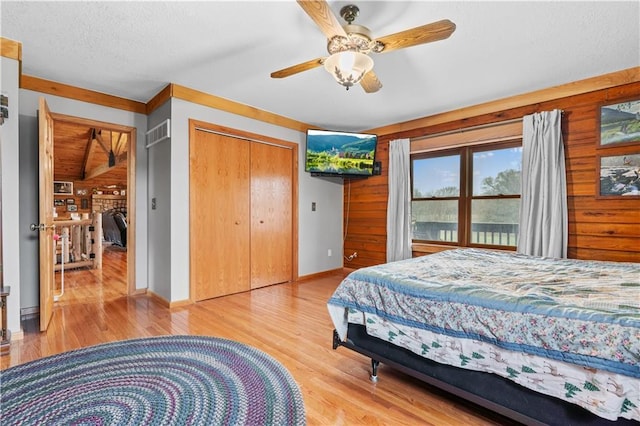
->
xmin=327 ymin=248 xmax=640 ymax=421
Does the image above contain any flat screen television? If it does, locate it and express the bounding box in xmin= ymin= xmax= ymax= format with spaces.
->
xmin=305 ymin=129 xmax=378 ymax=177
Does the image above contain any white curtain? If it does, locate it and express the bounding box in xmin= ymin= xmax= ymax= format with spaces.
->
xmin=517 ymin=110 xmax=568 ymax=258
xmin=386 ymin=138 xmax=412 ymax=262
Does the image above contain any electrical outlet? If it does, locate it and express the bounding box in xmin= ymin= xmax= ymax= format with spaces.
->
xmin=328 ymin=249 xmax=332 ymax=257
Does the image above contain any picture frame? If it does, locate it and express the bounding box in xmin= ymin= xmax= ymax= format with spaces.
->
xmin=598 ymin=152 xmax=640 ymax=197
xmin=599 ymin=99 xmax=640 ymax=147
xmin=53 ymin=181 xmax=73 ymax=195
xmin=66 ymin=198 xmax=76 ymax=205
xmin=67 ymin=204 xmax=78 ymax=212
xmin=54 ymin=199 xmax=65 ymax=207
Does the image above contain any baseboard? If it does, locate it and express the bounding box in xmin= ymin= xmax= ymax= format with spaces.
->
xmin=20 ymin=306 xmax=39 ymax=320
xmin=146 ymin=290 xmax=170 ymax=307
xmin=146 ymin=290 xmax=192 ymax=309
xmin=11 ymin=329 xmax=24 ymax=341
xmin=297 ymin=268 xmax=345 ymax=282
xmin=169 ymin=299 xmax=192 ymax=308
xmin=342 ymin=267 xmax=355 ymax=275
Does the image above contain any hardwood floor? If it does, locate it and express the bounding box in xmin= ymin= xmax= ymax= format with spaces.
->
xmin=1 ymin=249 xmax=516 ymax=425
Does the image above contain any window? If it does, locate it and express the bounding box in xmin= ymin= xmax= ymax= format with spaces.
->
xmin=411 ymin=141 xmax=522 ymax=248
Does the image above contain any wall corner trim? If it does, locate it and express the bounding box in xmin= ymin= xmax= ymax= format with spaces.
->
xmin=367 ymin=66 xmax=640 ymax=136
xmin=0 ymin=37 xmax=22 ymax=61
xmin=20 ymin=75 xmax=147 ymax=114
xmin=145 ymin=84 xmax=173 ymax=115
xmin=169 ymin=83 xmax=312 ymax=133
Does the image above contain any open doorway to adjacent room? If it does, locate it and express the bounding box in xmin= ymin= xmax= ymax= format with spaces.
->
xmin=48 ymin=113 xmax=136 ymax=309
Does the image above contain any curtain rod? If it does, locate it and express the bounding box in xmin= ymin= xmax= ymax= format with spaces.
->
xmin=412 ymin=110 xmax=564 ymax=142
xmin=412 ymin=118 xmax=522 ymax=142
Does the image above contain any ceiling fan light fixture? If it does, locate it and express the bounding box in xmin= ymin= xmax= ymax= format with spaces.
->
xmin=323 ymin=51 xmax=373 ymax=90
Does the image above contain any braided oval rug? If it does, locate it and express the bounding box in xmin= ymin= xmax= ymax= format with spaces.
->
xmin=1 ymin=335 xmax=306 ymax=425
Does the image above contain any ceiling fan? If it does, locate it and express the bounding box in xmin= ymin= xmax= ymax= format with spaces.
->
xmin=271 ymin=1 xmax=456 ymax=93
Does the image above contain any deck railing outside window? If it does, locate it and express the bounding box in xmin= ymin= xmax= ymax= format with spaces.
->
xmin=412 ymin=221 xmax=518 ymax=247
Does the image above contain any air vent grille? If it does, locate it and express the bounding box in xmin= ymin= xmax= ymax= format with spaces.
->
xmin=146 ymin=119 xmax=170 ymax=149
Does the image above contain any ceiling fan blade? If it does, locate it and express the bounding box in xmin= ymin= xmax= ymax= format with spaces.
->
xmin=271 ymin=57 xmax=325 ymax=79
xmin=375 ymin=19 xmax=456 ymax=53
xmin=296 ymin=0 xmax=347 ymax=39
xmin=360 ymin=71 xmax=382 ymax=93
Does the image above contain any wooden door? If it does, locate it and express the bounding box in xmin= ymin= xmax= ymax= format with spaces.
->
xmin=38 ymin=97 xmax=55 ymax=331
xmin=250 ymin=143 xmax=293 ymax=289
xmin=190 ymin=130 xmax=250 ymax=301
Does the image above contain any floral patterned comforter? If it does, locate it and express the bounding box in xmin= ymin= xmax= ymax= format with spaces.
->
xmin=327 ymin=248 xmax=640 ymax=420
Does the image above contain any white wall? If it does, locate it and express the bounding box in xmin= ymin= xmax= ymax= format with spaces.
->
xmin=298 ymin=174 xmax=344 ymax=274
xmin=17 ymin=113 xmax=38 ymax=312
xmin=147 ymin=101 xmax=172 ymax=300
xmin=0 ymin=56 xmax=22 ymax=334
xmin=18 ymin=90 xmax=148 ymax=303
xmin=167 ymin=98 xmax=344 ymax=302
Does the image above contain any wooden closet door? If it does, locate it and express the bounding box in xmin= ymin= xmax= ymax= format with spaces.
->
xmin=250 ymin=142 xmax=293 ymax=289
xmin=190 ymin=130 xmax=250 ymax=300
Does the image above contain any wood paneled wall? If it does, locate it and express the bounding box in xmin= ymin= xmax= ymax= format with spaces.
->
xmin=344 ymin=81 xmax=640 ymax=268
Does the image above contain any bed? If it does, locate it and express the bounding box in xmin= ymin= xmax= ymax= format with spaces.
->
xmin=327 ymin=248 xmax=639 ymax=425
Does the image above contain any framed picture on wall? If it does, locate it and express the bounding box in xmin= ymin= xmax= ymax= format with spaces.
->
xmin=598 ymin=152 xmax=640 ymax=197
xmin=599 ymin=99 xmax=640 ymax=147
xmin=67 ymin=204 xmax=78 ymax=212
xmin=53 ymin=181 xmax=73 ymax=195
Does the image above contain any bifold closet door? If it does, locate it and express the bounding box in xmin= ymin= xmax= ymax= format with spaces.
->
xmin=190 ymin=130 xmax=250 ymax=301
xmin=250 ymin=142 xmax=293 ymax=289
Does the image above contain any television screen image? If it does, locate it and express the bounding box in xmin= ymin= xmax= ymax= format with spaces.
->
xmin=305 ymin=129 xmax=377 ymax=176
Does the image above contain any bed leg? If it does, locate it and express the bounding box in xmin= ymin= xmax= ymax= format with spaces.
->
xmin=370 ymin=359 xmax=379 ymax=383
xmin=332 ymin=330 xmax=341 ymax=349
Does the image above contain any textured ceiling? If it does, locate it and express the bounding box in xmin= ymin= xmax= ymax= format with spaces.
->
xmin=2 ymin=1 xmax=639 ymax=132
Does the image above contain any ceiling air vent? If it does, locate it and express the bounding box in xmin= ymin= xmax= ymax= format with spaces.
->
xmin=146 ymin=119 xmax=170 ymax=149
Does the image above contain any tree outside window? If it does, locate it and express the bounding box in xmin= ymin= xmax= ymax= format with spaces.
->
xmin=411 ymin=141 xmax=522 ymax=248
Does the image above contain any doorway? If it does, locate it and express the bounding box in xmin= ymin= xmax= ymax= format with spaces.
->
xmin=48 ymin=112 xmax=136 ymax=303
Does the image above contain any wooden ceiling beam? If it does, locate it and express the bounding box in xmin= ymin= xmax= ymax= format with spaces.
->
xmin=114 ymin=132 xmax=127 ymax=155
xmin=81 ymin=129 xmax=97 ymax=179
xmin=94 ymin=130 xmax=110 ymax=154
xmin=83 ymin=151 xmax=127 ymax=181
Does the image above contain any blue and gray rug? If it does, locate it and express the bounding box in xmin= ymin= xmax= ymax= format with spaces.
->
xmin=1 ymin=335 xmax=306 ymax=425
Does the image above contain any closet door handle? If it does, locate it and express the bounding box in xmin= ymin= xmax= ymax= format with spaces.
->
xmin=235 ymin=221 xmax=240 ymax=225
xmin=259 ymin=220 xmax=264 ymax=224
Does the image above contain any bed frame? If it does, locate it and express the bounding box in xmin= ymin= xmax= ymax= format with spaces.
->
xmin=333 ymin=324 xmax=635 ymax=426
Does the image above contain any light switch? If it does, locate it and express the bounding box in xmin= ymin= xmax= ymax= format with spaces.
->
xmin=152 ymin=197 xmax=157 ymax=210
